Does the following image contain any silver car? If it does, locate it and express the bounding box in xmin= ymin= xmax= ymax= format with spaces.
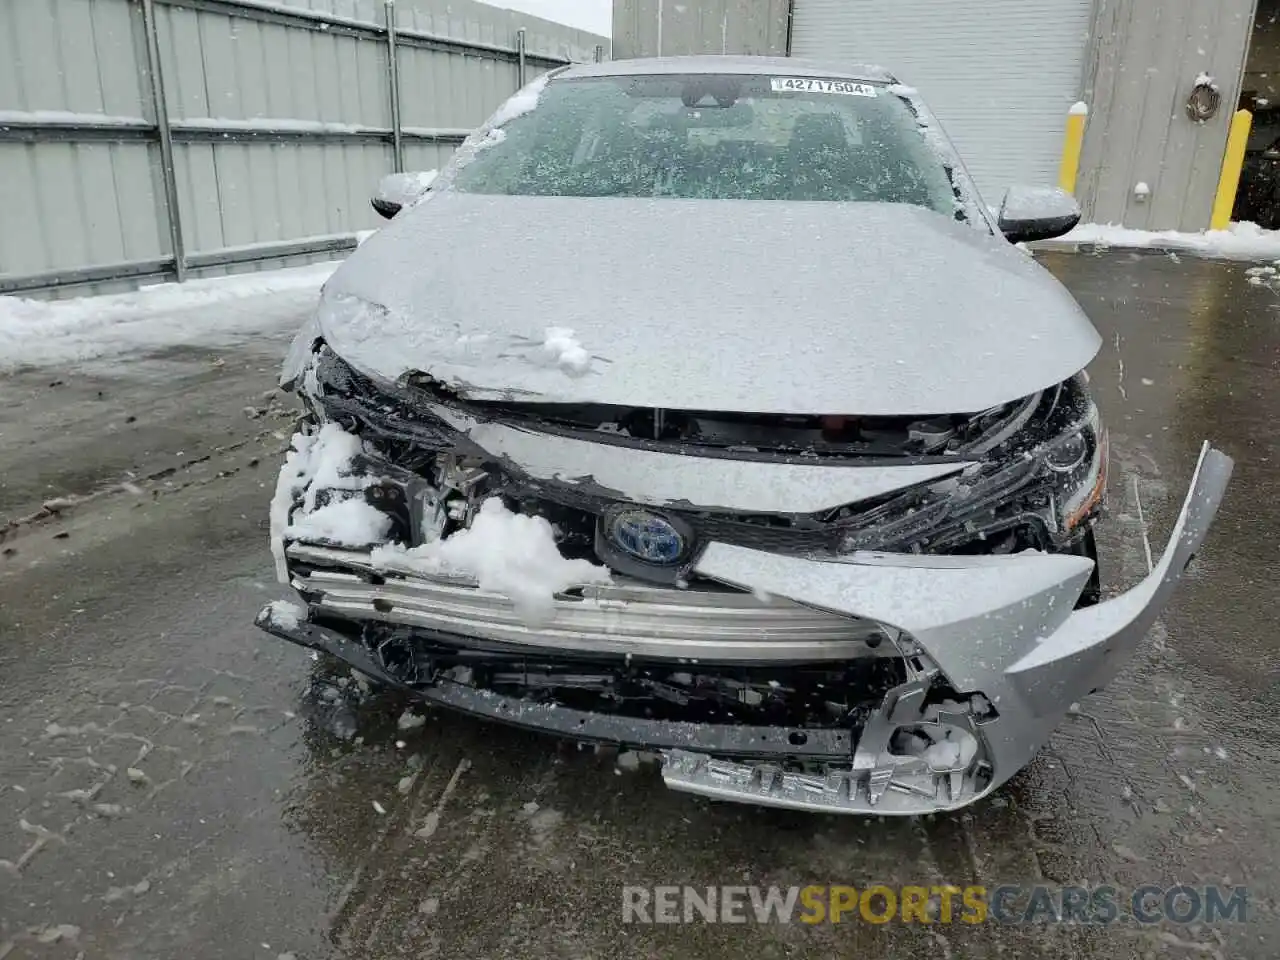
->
xmin=257 ymin=56 xmax=1232 ymax=815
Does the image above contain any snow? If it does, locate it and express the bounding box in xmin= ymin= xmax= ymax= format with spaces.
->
xmin=913 ymin=729 xmax=980 ymax=771
xmin=1002 ymin=185 xmax=1078 ymax=219
xmin=375 ymin=170 xmax=439 ymax=213
xmin=0 ymin=109 xmax=149 ymax=127
xmin=369 ymin=497 xmax=610 ymax=619
xmin=893 ymin=726 xmax=980 ymax=771
xmin=478 ymin=127 xmax=507 ymax=151
xmin=1056 ymin=221 xmax=1280 ymax=260
xmin=923 ymin=739 xmax=962 ymax=768
xmin=285 ymin=496 xmax=392 ymax=545
xmin=1194 ymin=72 xmax=1218 ymax=90
xmin=0 ymin=261 xmax=337 ymax=372
xmin=270 ymin=423 xmax=369 ymax=582
xmin=541 ymin=326 xmax=591 ymax=374
xmin=1068 ymin=101 xmax=1089 ymax=117
xmin=266 ymin=599 xmax=305 ymax=630
xmin=404 ymin=169 xmax=438 ymax=193
xmin=397 ymin=710 xmax=427 ymax=732
xmin=401 ymin=126 xmax=474 ymax=140
xmin=174 ymin=117 xmax=380 ymax=134
xmin=488 ymin=72 xmax=552 ymax=128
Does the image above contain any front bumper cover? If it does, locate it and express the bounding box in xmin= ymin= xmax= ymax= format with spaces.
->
xmin=259 ymin=442 xmax=1231 ymax=814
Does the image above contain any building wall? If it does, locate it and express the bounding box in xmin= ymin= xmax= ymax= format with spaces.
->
xmin=1077 ymin=0 xmax=1257 ymax=230
xmin=0 ymin=0 xmax=605 ymax=297
xmin=612 ymin=0 xmax=789 ymax=59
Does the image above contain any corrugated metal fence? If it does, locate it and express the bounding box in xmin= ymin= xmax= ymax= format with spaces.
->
xmin=0 ymin=0 xmax=606 ymax=297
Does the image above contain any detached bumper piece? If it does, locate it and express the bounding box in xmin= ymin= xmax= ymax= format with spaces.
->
xmin=260 ymin=443 xmax=1231 ymax=815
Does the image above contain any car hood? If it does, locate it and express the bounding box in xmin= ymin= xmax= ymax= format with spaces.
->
xmin=317 ymin=192 xmax=1100 ymax=416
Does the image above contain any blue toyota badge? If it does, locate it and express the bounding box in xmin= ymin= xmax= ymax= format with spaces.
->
xmin=606 ymin=508 xmax=688 ymax=565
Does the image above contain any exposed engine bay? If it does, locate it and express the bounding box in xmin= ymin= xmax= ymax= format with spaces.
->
xmin=304 ymin=344 xmax=1107 ymax=593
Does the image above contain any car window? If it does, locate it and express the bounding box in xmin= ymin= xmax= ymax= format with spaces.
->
xmin=446 ymin=73 xmax=963 ymax=216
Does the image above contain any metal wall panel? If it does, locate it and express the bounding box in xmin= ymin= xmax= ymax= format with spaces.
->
xmin=402 ymin=140 xmax=459 ymax=175
xmin=397 ymin=47 xmax=521 ymax=130
xmin=791 ymin=0 xmax=1095 ymax=203
xmin=1078 ymin=0 xmax=1258 ymax=230
xmin=612 ymin=0 xmax=789 ymax=59
xmin=0 ymin=0 xmax=149 ymax=116
xmin=0 ymin=141 xmax=165 ymax=276
xmin=0 ymin=0 xmax=606 ymax=296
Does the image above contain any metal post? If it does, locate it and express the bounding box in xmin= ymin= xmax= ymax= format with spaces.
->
xmin=139 ymin=0 xmax=186 ymax=282
xmin=516 ymin=28 xmax=527 ymax=88
xmin=384 ymin=0 xmax=404 ymax=173
xmin=594 ymin=44 xmax=604 ymax=63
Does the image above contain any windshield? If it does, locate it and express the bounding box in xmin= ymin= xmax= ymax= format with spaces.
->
xmin=446 ymin=73 xmax=964 ymax=215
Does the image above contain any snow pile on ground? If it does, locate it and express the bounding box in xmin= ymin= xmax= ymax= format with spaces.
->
xmin=270 ymin=423 xmax=370 ymax=582
xmin=540 ymin=326 xmax=591 ymax=375
xmin=0 ymin=261 xmax=338 ymax=371
xmin=1245 ymin=263 xmax=1280 ymax=285
xmin=1055 ymin=221 xmax=1280 ymax=260
xmin=370 ymin=497 xmax=611 ymax=619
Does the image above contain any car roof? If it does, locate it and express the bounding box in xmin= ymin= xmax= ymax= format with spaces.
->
xmin=558 ymin=55 xmax=896 ymax=85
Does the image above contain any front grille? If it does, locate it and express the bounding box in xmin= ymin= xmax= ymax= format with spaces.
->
xmin=526 ymin=480 xmax=839 ymax=556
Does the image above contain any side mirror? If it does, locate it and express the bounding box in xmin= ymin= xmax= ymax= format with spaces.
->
xmin=371 ymin=170 xmax=438 ymax=219
xmin=996 ymin=186 xmax=1081 ymax=244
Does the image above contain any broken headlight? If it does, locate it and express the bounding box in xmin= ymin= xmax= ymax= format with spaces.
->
xmin=966 ymin=376 xmax=1107 ymax=539
xmin=1043 ymin=391 xmax=1107 ymax=534
xmin=840 ymin=376 xmax=1106 ymax=553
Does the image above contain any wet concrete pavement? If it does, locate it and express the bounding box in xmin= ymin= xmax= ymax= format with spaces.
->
xmin=0 ymin=250 xmax=1277 ymax=959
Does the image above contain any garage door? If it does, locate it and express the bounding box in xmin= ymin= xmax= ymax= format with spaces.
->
xmin=790 ymin=0 xmax=1094 ymax=204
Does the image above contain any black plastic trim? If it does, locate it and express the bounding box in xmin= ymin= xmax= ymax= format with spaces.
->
xmin=257 ymin=608 xmax=857 ymax=759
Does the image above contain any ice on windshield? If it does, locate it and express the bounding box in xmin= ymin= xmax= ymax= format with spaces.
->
xmin=446 ymin=73 xmax=962 ymax=215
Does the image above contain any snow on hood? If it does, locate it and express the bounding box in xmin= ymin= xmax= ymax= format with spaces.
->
xmin=316 ymin=193 xmax=1101 ymax=416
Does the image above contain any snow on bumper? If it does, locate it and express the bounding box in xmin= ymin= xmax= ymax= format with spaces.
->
xmin=261 ymin=443 xmax=1231 ymax=815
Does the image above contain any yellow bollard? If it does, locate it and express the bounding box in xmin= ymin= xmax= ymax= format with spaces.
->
xmin=1058 ymin=104 xmax=1088 ymax=195
xmin=1210 ymin=109 xmax=1253 ymax=231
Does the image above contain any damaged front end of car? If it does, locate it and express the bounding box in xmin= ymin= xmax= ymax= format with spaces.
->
xmin=257 ymin=338 xmax=1232 ymax=815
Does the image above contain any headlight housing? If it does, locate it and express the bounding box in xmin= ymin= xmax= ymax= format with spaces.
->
xmin=840 ymin=376 xmax=1107 ymax=554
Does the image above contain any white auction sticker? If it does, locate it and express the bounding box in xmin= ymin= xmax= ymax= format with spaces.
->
xmin=770 ymin=77 xmax=878 ymax=97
